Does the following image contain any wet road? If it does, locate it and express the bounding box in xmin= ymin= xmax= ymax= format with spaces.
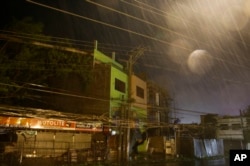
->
xmin=122 ymin=157 xmax=229 ymax=166
xmin=18 ymin=158 xmax=229 ymax=166
xmin=14 ymin=154 xmax=230 ymax=166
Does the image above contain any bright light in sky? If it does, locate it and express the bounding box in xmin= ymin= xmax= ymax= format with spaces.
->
xmin=187 ymin=49 xmax=214 ymax=75
xmin=2 ymin=0 xmax=250 ymax=124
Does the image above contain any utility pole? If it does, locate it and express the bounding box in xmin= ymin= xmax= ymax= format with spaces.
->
xmin=239 ymin=110 xmax=245 ymax=149
xmin=125 ymin=45 xmax=146 ymax=161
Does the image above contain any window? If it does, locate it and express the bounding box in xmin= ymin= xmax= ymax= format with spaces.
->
xmin=231 ymin=123 xmax=241 ymax=130
xmin=115 ymin=78 xmax=125 ymax=93
xmin=219 ymin=124 xmax=229 ymax=130
xmin=136 ymin=86 xmax=144 ymax=98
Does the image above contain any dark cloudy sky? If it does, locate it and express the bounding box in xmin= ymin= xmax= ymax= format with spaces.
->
xmin=1 ymin=0 xmax=250 ymax=123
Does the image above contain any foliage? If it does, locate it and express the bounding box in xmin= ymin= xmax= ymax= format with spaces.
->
xmin=242 ymin=105 xmax=250 ymax=117
xmin=7 ymin=17 xmax=44 ymax=34
xmin=0 ymin=17 xmax=92 ymax=108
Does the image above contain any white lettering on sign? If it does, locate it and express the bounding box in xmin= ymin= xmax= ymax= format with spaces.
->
xmin=39 ymin=120 xmax=65 ymax=127
xmin=234 ymin=154 xmax=247 ymax=161
xmin=76 ymin=123 xmax=92 ymax=128
xmin=76 ymin=122 xmax=102 ymax=129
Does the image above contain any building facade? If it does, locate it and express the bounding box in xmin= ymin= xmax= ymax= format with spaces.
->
xmin=130 ymin=75 xmax=147 ymax=125
xmin=147 ymin=81 xmax=170 ymax=136
xmin=216 ymin=116 xmax=246 ymax=140
xmin=216 ymin=116 xmax=247 ymax=154
xmin=92 ymin=42 xmax=149 ymax=129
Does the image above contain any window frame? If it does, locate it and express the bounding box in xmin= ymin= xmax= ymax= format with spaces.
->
xmin=136 ymin=85 xmax=145 ymax=99
xmin=114 ymin=78 xmax=126 ymax=93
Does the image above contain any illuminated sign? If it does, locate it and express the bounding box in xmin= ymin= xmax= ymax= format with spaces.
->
xmin=0 ymin=116 xmax=103 ymax=132
xmin=76 ymin=122 xmax=103 ymax=132
xmin=0 ymin=117 xmax=29 ymax=128
xmin=0 ymin=117 xmax=10 ymax=126
xmin=28 ymin=118 xmax=76 ymax=130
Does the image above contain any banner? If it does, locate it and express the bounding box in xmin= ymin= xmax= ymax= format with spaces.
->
xmin=29 ymin=118 xmax=75 ymax=130
xmin=0 ymin=116 xmax=103 ymax=132
xmin=0 ymin=117 xmax=29 ymax=128
xmin=76 ymin=122 xmax=103 ymax=132
xmin=0 ymin=117 xmax=10 ymax=127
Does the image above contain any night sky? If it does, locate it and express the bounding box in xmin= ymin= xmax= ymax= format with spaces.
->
xmin=1 ymin=0 xmax=250 ymax=123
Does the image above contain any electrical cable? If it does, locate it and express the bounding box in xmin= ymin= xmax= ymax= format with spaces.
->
xmin=25 ymin=0 xmax=192 ymax=51
xmin=24 ymin=0 xmax=250 ymax=71
xmin=0 ymin=0 xmax=249 ymax=121
xmin=126 ymin=0 xmax=250 ymax=47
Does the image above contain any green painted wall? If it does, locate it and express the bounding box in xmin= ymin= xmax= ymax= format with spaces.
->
xmin=94 ymin=49 xmax=123 ymax=69
xmin=93 ymin=49 xmax=147 ymax=122
xmin=93 ymin=49 xmax=128 ymax=118
xmin=110 ymin=67 xmax=128 ymax=100
xmin=110 ymin=66 xmax=128 ymax=117
xmin=94 ymin=48 xmax=147 ymax=125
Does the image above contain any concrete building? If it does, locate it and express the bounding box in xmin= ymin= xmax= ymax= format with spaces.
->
xmin=146 ymin=81 xmax=170 ymax=136
xmin=91 ymin=42 xmax=148 ymax=126
xmin=0 ymin=35 xmax=171 ymax=162
xmin=216 ymin=116 xmax=246 ymax=140
xmin=216 ymin=116 xmax=247 ymax=154
xmin=201 ymin=114 xmax=247 ymax=154
xmin=0 ymin=108 xmax=107 ymax=164
xmin=130 ymin=75 xmax=147 ymax=124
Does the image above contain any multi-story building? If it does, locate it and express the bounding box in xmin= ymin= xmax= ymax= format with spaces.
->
xmin=84 ymin=43 xmax=129 ymax=120
xmin=91 ymin=42 xmax=149 ymax=159
xmin=0 ymin=35 xmax=171 ymax=161
xmin=130 ymin=74 xmax=147 ymax=125
xmin=216 ymin=116 xmax=246 ymax=140
xmin=216 ymin=116 xmax=247 ymax=153
xmin=91 ymin=42 xmax=147 ymax=126
xmin=92 ymin=41 xmax=147 ymax=122
xmin=146 ymin=81 xmax=170 ymax=136
xmin=200 ymin=114 xmax=218 ymax=138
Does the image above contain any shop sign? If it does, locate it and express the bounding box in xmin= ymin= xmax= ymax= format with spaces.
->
xmin=76 ymin=122 xmax=103 ymax=132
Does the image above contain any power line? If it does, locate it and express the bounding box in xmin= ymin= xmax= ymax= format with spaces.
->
xmin=1 ymin=72 xmax=245 ymax=122
xmin=1 ymin=31 xmax=249 ymax=92
xmin=2 ymin=30 xmax=250 ymax=87
xmin=25 ymin=0 xmax=192 ymax=51
xmin=0 ymin=82 xmax=109 ymax=102
xmin=0 ymin=30 xmax=143 ymax=56
xmin=3 ymin=0 xmax=248 ymax=119
xmin=2 ymin=30 xmax=250 ymax=77
xmin=25 ymin=0 xmax=250 ymax=73
xmin=126 ymin=0 xmax=250 ymax=47
xmin=0 ymin=31 xmax=94 ymax=52
xmin=86 ymin=0 xmax=211 ymax=48
xmin=0 ymin=80 xmax=221 ymax=118
xmin=120 ymin=0 xmax=250 ymax=65
xmin=0 ymin=30 xmax=94 ymax=47
xmin=2 ymin=30 xmax=250 ymax=88
xmin=0 ymin=30 xmax=138 ymax=58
